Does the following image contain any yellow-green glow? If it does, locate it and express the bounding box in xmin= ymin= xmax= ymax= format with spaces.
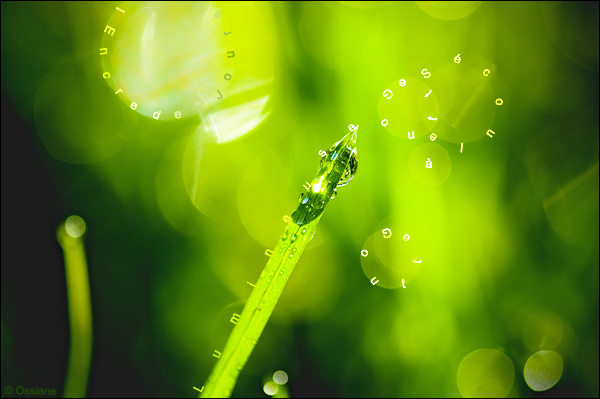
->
xmin=57 ymin=217 xmax=93 ymax=398
xmin=524 ymin=350 xmax=563 ymax=392
xmin=456 ymin=349 xmax=514 ymax=398
xmin=1 ymin=2 xmax=597 ymax=398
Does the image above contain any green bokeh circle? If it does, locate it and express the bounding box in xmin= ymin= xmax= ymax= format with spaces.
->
xmin=457 ymin=349 xmax=515 ymax=398
xmin=524 ymin=350 xmax=563 ymax=392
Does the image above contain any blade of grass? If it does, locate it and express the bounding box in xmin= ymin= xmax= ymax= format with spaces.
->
xmin=57 ymin=215 xmax=93 ymax=398
xmin=201 ymin=127 xmax=358 ymax=398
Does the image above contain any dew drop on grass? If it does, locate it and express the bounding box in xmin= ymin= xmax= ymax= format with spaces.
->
xmin=282 ymin=229 xmax=289 ymax=240
xmin=298 ymin=192 xmax=309 ymax=203
xmin=336 ymin=150 xmax=358 ymax=187
xmin=301 ymin=228 xmax=307 ymax=234
xmin=290 ymin=234 xmax=297 ymax=243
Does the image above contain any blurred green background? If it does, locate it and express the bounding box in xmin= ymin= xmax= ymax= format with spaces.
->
xmin=1 ymin=1 xmax=598 ymax=397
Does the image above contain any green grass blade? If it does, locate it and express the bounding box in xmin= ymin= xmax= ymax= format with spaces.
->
xmin=201 ymin=127 xmax=358 ymax=398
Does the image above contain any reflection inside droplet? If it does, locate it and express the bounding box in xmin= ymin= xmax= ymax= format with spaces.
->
xmin=319 ymin=143 xmax=358 ymax=187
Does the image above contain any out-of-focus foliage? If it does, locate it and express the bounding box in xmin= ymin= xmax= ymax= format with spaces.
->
xmin=1 ymin=1 xmax=598 ymax=398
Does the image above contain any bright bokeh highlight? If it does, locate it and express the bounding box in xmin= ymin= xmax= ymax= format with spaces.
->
xmin=102 ymin=1 xmax=276 ymax=142
xmin=263 ymin=381 xmax=278 ymax=396
xmin=524 ymin=350 xmax=563 ymax=392
xmin=273 ymin=370 xmax=288 ymax=385
xmin=65 ymin=215 xmax=86 ymax=238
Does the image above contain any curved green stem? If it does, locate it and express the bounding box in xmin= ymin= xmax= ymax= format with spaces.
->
xmin=201 ymin=128 xmax=358 ymax=398
xmin=57 ymin=216 xmax=93 ymax=398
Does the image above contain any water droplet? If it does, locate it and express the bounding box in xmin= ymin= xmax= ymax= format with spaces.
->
xmin=301 ymin=228 xmax=307 ymax=234
xmin=280 ymin=270 xmax=284 ymax=274
xmin=290 ymin=234 xmax=298 ymax=243
xmin=298 ymin=193 xmax=305 ymax=203
xmin=331 ymin=188 xmax=337 ymax=199
xmin=289 ymin=254 xmax=293 ymax=258
xmin=252 ymin=340 xmax=257 ymax=345
xmin=282 ymin=229 xmax=288 ymax=240
xmin=337 ymin=151 xmax=358 ymax=187
xmin=236 ymin=365 xmax=242 ymax=371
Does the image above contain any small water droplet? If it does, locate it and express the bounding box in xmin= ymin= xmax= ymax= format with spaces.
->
xmin=298 ymin=193 xmax=305 ymax=203
xmin=331 ymin=188 xmax=337 ymax=199
xmin=282 ymin=229 xmax=288 ymax=240
xmin=289 ymin=254 xmax=293 ymax=258
xmin=301 ymin=228 xmax=307 ymax=234
xmin=236 ymin=365 xmax=242 ymax=371
xmin=280 ymin=270 xmax=284 ymax=274
xmin=290 ymin=234 xmax=297 ymax=243
xmin=252 ymin=340 xmax=257 ymax=345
